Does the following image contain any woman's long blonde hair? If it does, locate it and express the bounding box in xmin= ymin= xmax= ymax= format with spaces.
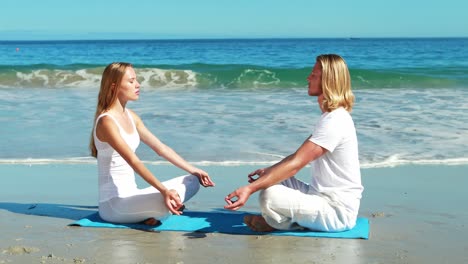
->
xmin=317 ymin=54 xmax=354 ymax=112
xmin=89 ymin=62 xmax=133 ymax=158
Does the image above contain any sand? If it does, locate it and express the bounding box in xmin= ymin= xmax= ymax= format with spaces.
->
xmin=1 ymin=163 xmax=467 ymax=263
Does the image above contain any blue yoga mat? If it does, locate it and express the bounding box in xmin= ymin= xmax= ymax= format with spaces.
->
xmin=70 ymin=211 xmax=369 ymax=239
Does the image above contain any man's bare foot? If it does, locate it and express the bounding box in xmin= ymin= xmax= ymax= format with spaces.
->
xmin=243 ymin=215 xmax=275 ymax=232
xmin=142 ymin=218 xmax=161 ymax=226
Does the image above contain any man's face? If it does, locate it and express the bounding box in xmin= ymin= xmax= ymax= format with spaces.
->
xmin=307 ymin=62 xmax=322 ymax=96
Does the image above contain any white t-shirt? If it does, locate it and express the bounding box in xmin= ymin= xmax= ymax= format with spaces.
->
xmin=308 ymin=107 xmax=363 ymax=214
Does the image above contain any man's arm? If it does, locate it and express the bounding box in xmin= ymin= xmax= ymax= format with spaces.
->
xmin=224 ymin=139 xmax=327 ymax=210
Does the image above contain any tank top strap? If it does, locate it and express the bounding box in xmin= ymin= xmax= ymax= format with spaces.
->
xmin=95 ymin=113 xmax=123 ymax=130
xmin=95 ymin=110 xmax=137 ymax=137
xmin=93 ymin=113 xmax=125 ymax=141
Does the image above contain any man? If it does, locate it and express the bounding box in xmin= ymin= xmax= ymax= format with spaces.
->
xmin=224 ymin=54 xmax=363 ymax=232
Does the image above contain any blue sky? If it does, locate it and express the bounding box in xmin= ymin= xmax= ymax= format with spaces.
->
xmin=1 ymin=0 xmax=467 ymax=40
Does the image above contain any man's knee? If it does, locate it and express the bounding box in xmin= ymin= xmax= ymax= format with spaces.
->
xmin=259 ymin=185 xmax=282 ymax=207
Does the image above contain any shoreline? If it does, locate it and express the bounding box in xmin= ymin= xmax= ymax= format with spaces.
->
xmin=1 ymin=164 xmax=467 ymax=263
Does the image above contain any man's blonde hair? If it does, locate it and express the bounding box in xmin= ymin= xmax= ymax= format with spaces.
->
xmin=317 ymin=54 xmax=354 ymax=112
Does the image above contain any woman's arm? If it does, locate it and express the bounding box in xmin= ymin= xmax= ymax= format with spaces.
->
xmin=96 ymin=115 xmax=184 ymax=214
xmin=130 ymin=110 xmax=215 ymax=187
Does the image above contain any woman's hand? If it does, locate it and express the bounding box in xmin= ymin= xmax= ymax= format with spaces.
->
xmin=163 ymin=189 xmax=184 ymax=215
xmin=191 ymin=168 xmax=215 ymax=187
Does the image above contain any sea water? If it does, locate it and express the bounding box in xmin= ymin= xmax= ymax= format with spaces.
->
xmin=1 ymin=38 xmax=467 ymax=168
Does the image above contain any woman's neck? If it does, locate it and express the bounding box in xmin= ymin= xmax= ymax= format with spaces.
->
xmin=110 ymin=98 xmax=127 ymax=114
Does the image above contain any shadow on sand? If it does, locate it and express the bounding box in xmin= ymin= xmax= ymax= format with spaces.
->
xmin=0 ymin=202 xmax=98 ymax=221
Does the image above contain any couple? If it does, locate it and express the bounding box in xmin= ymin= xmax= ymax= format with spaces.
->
xmin=90 ymin=54 xmax=363 ymax=232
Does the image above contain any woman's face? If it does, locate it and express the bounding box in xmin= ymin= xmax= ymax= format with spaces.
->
xmin=117 ymin=67 xmax=140 ymax=101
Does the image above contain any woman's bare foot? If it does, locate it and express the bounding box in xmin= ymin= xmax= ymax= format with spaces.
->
xmin=142 ymin=218 xmax=161 ymax=226
xmin=243 ymin=215 xmax=275 ymax=232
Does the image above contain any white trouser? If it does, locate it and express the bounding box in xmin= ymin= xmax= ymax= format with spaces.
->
xmin=259 ymin=177 xmax=355 ymax=232
xmin=99 ymin=175 xmax=200 ymax=223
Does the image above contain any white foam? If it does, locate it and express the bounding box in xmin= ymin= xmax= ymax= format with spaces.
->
xmin=138 ymin=68 xmax=198 ymax=89
xmin=62 ymin=69 xmax=102 ymax=88
xmin=244 ymin=151 xmax=285 ymax=159
xmin=12 ymin=69 xmax=102 ymax=88
xmin=0 ymin=158 xmax=277 ymax=166
xmin=8 ymin=67 xmax=199 ymax=89
xmin=0 ymin=157 xmax=97 ymax=165
xmin=2 ymin=157 xmax=467 ymax=168
xmin=16 ymin=70 xmax=50 ymax=86
xmin=235 ymin=69 xmax=281 ymax=88
xmin=361 ymin=157 xmax=468 ymax=168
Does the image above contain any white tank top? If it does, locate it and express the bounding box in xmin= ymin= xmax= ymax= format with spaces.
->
xmin=93 ymin=109 xmax=140 ymax=202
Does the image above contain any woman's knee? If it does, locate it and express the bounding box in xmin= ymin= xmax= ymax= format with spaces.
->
xmin=182 ymin=175 xmax=200 ymax=200
xmin=186 ymin=175 xmax=200 ymax=190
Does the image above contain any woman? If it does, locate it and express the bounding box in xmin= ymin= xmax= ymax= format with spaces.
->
xmin=90 ymin=62 xmax=214 ymax=224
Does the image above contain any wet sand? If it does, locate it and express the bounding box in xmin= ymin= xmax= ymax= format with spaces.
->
xmin=1 ymin=164 xmax=467 ymax=263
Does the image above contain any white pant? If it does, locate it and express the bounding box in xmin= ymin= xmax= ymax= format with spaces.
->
xmin=259 ymin=177 xmax=355 ymax=232
xmin=99 ymin=175 xmax=200 ymax=223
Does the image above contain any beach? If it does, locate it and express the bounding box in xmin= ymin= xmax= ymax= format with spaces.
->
xmin=1 ymin=38 xmax=467 ymax=263
xmin=1 ymin=163 xmax=467 ymax=264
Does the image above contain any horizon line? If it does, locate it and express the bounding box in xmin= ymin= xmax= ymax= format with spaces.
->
xmin=1 ymin=36 xmax=468 ymax=42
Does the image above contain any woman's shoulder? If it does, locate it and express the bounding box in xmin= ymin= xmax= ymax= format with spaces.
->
xmin=126 ymin=108 xmax=140 ymax=119
xmin=96 ymin=114 xmax=118 ymax=129
xmin=126 ymin=108 xmax=143 ymax=126
xmin=126 ymin=108 xmax=137 ymax=116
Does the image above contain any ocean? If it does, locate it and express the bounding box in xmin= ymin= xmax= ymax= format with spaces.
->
xmin=1 ymin=38 xmax=467 ymax=168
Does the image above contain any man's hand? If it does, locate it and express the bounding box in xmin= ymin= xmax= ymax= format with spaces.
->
xmin=224 ymin=186 xmax=253 ymax=211
xmin=248 ymin=168 xmax=267 ymax=183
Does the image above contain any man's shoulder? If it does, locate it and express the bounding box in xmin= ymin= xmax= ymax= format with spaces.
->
xmin=320 ymin=108 xmax=350 ymax=122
